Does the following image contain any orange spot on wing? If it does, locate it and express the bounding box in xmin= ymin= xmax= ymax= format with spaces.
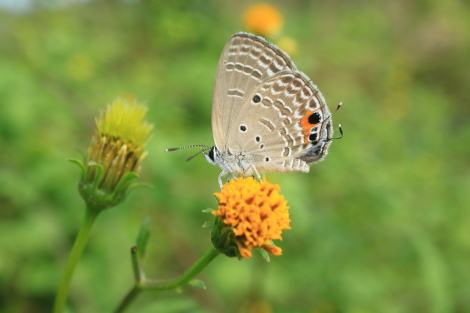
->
xmin=300 ymin=110 xmax=319 ymax=143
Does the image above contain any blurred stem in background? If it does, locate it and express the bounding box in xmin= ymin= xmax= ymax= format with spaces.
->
xmin=114 ymin=246 xmax=220 ymax=313
xmin=53 ymin=207 xmax=99 ymax=313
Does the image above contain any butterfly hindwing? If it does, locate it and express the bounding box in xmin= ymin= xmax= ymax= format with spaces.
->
xmin=225 ymin=71 xmax=332 ymax=170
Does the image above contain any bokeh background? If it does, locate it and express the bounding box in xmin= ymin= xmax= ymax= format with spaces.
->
xmin=1 ymin=0 xmax=469 ymax=312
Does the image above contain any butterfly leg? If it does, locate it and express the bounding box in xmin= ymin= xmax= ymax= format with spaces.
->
xmin=226 ymin=173 xmax=237 ymax=183
xmin=247 ymin=164 xmax=262 ymax=181
xmin=218 ymin=168 xmax=230 ymax=189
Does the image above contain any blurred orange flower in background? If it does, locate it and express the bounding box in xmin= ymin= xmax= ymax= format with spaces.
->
xmin=243 ymin=3 xmax=283 ymax=36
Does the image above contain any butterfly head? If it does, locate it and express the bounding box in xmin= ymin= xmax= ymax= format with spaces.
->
xmin=203 ymin=146 xmax=219 ymax=165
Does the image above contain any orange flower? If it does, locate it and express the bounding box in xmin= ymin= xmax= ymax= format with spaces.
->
xmin=212 ymin=177 xmax=290 ymax=259
xmin=243 ymin=3 xmax=283 ymax=36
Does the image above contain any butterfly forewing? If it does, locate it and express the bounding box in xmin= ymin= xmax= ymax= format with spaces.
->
xmin=212 ymin=32 xmax=297 ymax=150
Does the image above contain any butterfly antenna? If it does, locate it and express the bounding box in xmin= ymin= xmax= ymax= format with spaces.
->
xmin=324 ymin=102 xmax=344 ymax=142
xmin=333 ymin=124 xmax=344 ymax=140
xmin=334 ymin=102 xmax=342 ymax=113
xmin=325 ymin=102 xmax=342 ymax=124
xmin=185 ymin=150 xmax=205 ymax=162
xmin=332 ymin=102 xmax=343 ymax=139
xmin=165 ymin=144 xmax=212 ymax=152
xmin=165 ymin=144 xmax=213 ymax=162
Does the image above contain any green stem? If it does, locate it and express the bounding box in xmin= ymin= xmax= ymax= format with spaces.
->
xmin=114 ymin=286 xmax=141 ymax=313
xmin=114 ymin=246 xmax=220 ymax=313
xmin=53 ymin=207 xmax=99 ymax=313
xmin=146 ymin=246 xmax=220 ymax=290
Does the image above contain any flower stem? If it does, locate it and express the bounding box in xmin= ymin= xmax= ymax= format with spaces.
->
xmin=53 ymin=207 xmax=99 ymax=313
xmin=147 ymin=246 xmax=220 ymax=290
xmin=114 ymin=246 xmax=220 ymax=313
xmin=114 ymin=286 xmax=141 ymax=313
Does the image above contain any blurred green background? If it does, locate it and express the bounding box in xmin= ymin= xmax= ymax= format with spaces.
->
xmin=1 ymin=0 xmax=469 ymax=312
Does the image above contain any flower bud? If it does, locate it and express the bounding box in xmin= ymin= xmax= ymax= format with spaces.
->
xmin=76 ymin=97 xmax=153 ymax=211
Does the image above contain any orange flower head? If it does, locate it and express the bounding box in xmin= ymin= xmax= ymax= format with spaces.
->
xmin=243 ymin=3 xmax=283 ymax=36
xmin=211 ymin=177 xmax=290 ymax=259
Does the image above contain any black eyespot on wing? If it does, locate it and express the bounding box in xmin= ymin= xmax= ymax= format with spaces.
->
xmin=308 ymin=133 xmax=318 ymax=142
xmin=308 ymin=112 xmax=322 ymax=124
xmin=253 ymin=94 xmax=261 ymax=103
xmin=255 ymin=136 xmax=261 ymax=142
xmin=240 ymin=125 xmax=247 ymax=132
xmin=264 ymin=157 xmax=270 ymax=162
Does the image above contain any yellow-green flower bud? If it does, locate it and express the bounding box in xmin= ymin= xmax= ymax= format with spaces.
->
xmin=74 ymin=97 xmax=153 ymax=211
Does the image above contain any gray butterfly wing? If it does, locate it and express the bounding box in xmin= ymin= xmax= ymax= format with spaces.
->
xmin=211 ymin=32 xmax=296 ymax=151
xmin=226 ymin=71 xmax=333 ymax=173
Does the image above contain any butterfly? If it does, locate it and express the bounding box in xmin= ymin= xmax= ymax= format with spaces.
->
xmin=168 ymin=32 xmax=339 ymax=187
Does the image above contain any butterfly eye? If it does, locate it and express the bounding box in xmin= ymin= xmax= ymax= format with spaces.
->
xmin=252 ymin=94 xmax=261 ymax=103
xmin=208 ymin=147 xmax=216 ymax=161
